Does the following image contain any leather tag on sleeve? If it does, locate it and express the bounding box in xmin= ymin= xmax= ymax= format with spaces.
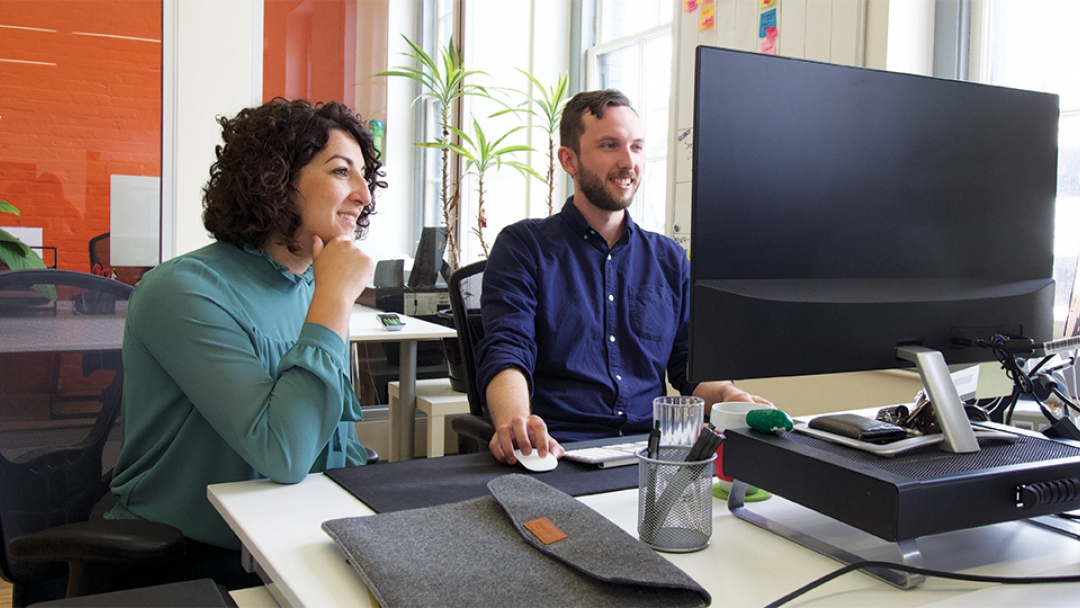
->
xmin=523 ymin=517 xmax=568 ymax=545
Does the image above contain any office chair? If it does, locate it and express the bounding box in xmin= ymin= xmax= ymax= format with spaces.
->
xmin=0 ymin=269 xmax=184 ymax=607
xmin=88 ymin=233 xmax=149 ymax=287
xmin=87 ymin=233 xmax=110 ymax=279
xmin=447 ymin=261 xmax=496 ymax=452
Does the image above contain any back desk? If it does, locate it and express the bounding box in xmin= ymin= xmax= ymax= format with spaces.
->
xmin=208 ymin=445 xmax=1080 ymax=607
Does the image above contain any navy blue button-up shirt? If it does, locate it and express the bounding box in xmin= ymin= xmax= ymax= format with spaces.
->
xmin=476 ymin=198 xmax=698 ymax=441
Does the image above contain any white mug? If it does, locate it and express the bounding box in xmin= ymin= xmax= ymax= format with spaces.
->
xmin=711 ymin=402 xmax=775 ymax=492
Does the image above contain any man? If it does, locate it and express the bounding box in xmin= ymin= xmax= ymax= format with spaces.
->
xmin=476 ymin=90 xmax=770 ymax=465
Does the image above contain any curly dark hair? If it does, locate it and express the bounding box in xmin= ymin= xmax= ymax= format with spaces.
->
xmin=203 ymin=98 xmax=386 ymax=253
xmin=559 ymin=89 xmax=633 ymax=154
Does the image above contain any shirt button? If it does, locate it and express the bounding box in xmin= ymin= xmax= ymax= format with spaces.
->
xmin=616 ymin=375 xmax=622 ymax=381
xmin=607 ymin=254 xmax=612 ymax=261
xmin=608 ymin=294 xmax=614 ymax=301
xmin=609 ymin=335 xmax=616 ymax=342
xmin=617 ymin=410 xmax=624 ymax=416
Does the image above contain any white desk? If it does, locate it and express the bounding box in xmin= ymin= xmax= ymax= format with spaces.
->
xmin=0 ymin=301 xmax=126 ymax=354
xmin=348 ymin=305 xmax=457 ymax=461
xmin=208 ymin=470 xmax=1080 ymax=608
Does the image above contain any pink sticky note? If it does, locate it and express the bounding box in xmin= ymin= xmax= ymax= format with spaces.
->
xmin=685 ymin=0 xmax=698 ymax=12
xmin=766 ymin=25 xmax=778 ymax=41
xmin=760 ymin=38 xmax=777 ymax=55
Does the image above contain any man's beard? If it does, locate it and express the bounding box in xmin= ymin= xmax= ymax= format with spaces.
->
xmin=577 ymin=163 xmax=637 ymax=212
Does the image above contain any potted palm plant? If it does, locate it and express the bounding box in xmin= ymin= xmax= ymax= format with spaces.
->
xmin=494 ymin=70 xmax=569 ymax=216
xmin=377 ymin=35 xmax=490 ymax=273
xmin=432 ymin=118 xmax=544 ymax=257
xmin=377 ymin=36 xmax=558 ymax=394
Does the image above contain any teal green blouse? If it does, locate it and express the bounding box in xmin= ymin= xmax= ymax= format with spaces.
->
xmin=108 ymin=242 xmax=367 ymax=549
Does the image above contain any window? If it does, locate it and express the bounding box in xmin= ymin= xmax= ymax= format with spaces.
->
xmin=418 ymin=0 xmax=457 ymax=234
xmin=979 ymin=0 xmax=1080 ymax=327
xmin=587 ymin=0 xmax=674 ymax=234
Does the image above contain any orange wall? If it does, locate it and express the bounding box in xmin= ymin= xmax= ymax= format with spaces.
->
xmin=263 ymin=0 xmax=355 ymax=109
xmin=0 ymin=1 xmax=161 ymax=272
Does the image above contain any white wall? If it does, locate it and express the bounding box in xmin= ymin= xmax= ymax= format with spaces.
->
xmin=667 ymin=0 xmax=873 ymax=245
xmin=885 ymin=0 xmax=935 ymax=75
xmin=358 ymin=4 xmax=421 ymax=264
xmin=163 ymin=0 xmax=263 ymax=260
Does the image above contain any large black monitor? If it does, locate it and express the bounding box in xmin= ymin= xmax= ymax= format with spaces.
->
xmin=691 ymin=47 xmax=1054 ymax=449
xmin=688 ymin=47 xmax=1059 ymax=441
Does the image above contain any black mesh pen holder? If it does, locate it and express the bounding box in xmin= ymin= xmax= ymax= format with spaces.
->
xmin=637 ymin=446 xmax=715 ymax=553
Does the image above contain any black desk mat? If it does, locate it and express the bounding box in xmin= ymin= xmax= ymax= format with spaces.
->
xmin=327 ymin=436 xmax=645 ymax=513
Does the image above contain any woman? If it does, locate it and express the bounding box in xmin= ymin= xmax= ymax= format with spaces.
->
xmin=107 ymin=98 xmax=383 ymax=586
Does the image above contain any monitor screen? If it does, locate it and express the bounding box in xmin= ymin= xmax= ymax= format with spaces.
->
xmin=688 ymin=47 xmax=1059 ymax=384
xmin=408 ymin=226 xmax=447 ymax=289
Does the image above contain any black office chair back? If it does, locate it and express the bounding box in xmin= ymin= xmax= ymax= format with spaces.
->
xmin=447 ymin=261 xmax=486 ymax=417
xmin=447 ymin=261 xmax=496 ymax=449
xmin=0 ymin=269 xmax=131 ymax=605
xmin=88 ymin=232 xmax=110 ymax=277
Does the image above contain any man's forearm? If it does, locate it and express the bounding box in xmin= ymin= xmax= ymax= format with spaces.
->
xmin=485 ymin=367 xmax=532 ymax=426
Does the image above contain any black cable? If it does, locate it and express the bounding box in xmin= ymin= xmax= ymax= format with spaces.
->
xmin=765 ymin=560 xmax=1080 ymax=608
xmin=1050 ymin=385 xmax=1080 ymax=417
xmin=1003 ymin=384 xmax=1022 ymax=425
xmin=1029 ymin=391 xmax=1061 ymax=425
xmin=994 ymin=336 xmax=1034 ymax=396
xmin=1029 ymin=355 xmax=1055 ymax=376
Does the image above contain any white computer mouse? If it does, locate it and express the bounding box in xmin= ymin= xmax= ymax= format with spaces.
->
xmin=512 ymin=448 xmax=558 ymax=472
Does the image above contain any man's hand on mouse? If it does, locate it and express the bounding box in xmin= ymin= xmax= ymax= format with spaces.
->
xmin=489 ymin=414 xmax=564 ymax=465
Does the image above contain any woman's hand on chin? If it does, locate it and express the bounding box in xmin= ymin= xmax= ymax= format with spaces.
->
xmin=311 ymin=234 xmax=374 ymax=304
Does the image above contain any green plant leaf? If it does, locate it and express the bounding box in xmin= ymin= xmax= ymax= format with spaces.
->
xmin=0 ymin=238 xmax=47 ymax=271
xmin=0 ymin=200 xmax=20 ymax=216
xmin=504 ymin=160 xmax=546 ymax=182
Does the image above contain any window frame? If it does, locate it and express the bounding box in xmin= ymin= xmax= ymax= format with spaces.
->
xmin=584 ymin=19 xmax=674 ymax=235
xmin=968 ymin=0 xmax=1080 ymax=329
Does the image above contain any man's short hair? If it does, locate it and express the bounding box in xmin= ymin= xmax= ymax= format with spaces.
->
xmin=559 ymin=89 xmax=634 ymax=153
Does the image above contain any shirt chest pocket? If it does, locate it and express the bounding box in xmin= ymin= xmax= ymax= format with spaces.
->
xmin=628 ymin=286 xmax=673 ymax=343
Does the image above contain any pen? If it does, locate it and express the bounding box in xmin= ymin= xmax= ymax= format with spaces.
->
xmin=647 ymin=420 xmax=660 ymax=458
xmin=686 ymin=426 xmax=722 ymax=462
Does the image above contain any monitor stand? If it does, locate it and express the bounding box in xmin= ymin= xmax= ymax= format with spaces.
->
xmin=725 ymin=346 xmax=1021 ymax=589
xmin=727 ymin=480 xmax=927 ymax=589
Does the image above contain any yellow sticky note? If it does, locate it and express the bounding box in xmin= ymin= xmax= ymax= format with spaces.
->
xmin=760 ymin=0 xmax=775 ymax=8
xmin=699 ymin=4 xmax=715 ymax=29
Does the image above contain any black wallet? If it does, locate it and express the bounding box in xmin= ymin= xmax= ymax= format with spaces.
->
xmin=808 ymin=413 xmax=908 ymax=444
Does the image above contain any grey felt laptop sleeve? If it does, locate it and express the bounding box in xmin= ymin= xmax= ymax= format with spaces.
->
xmin=322 ymin=474 xmax=711 ymax=607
